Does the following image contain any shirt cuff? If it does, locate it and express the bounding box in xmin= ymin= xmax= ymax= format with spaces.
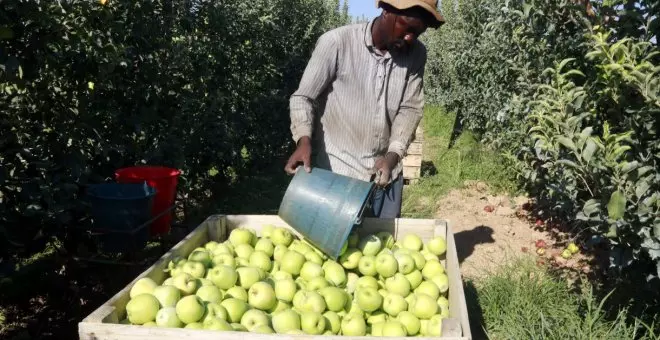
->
xmin=387 ymin=141 xmax=407 ymax=159
xmin=292 ymin=124 xmax=313 ymax=144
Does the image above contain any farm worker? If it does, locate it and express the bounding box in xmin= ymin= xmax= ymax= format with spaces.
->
xmin=284 ymin=0 xmax=444 ymax=218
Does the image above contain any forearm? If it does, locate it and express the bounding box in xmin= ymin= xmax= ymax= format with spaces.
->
xmin=388 ymin=107 xmax=423 ymax=160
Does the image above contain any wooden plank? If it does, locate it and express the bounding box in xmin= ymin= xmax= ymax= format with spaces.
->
xmin=403 ymin=165 xmax=421 ymax=180
xmin=446 ymin=221 xmax=472 ymax=340
xmin=402 ymin=154 xmax=422 ymax=167
xmin=406 ymin=142 xmax=423 ymax=155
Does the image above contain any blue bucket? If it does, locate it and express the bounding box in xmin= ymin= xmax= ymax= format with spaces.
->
xmin=278 ymin=167 xmax=375 ymax=260
xmin=86 ymin=182 xmax=157 ymax=253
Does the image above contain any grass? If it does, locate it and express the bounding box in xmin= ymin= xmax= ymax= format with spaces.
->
xmin=402 ymin=106 xmax=518 ymax=218
xmin=470 ymin=256 xmax=658 ymax=340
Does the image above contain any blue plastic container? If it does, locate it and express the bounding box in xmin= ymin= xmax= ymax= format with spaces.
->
xmin=86 ymin=182 xmax=157 ymax=253
xmin=278 ymin=167 xmax=375 ymax=260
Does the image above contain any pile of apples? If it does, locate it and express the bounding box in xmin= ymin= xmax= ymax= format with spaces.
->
xmin=123 ymin=225 xmax=450 ymax=336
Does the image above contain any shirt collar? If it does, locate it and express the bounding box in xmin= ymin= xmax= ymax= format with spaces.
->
xmin=364 ymin=18 xmax=388 ymax=58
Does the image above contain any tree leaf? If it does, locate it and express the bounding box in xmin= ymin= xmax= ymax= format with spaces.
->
xmin=636 ymin=180 xmax=650 ymax=199
xmin=582 ymin=139 xmax=598 ymax=163
xmin=607 ymin=191 xmax=626 ymax=220
xmin=556 ymin=136 xmax=576 ymax=151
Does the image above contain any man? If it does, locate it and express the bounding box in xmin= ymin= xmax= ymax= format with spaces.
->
xmin=284 ymin=0 xmax=444 ymax=218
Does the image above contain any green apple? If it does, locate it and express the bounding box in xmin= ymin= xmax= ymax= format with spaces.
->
xmin=234 ymin=244 xmax=254 ymax=260
xmin=402 ymin=234 xmax=423 ymax=251
xmin=272 ymin=270 xmax=292 ymax=281
xmin=356 ymin=276 xmax=380 ymax=291
xmin=253 ymin=325 xmax=275 ymax=333
xmin=175 ymin=295 xmax=206 ymax=324
xmin=202 ymin=302 xmax=229 ymax=322
xmin=319 ymin=286 xmax=348 ymax=312
xmin=225 ymin=286 xmax=248 ymax=302
xmin=203 ymin=317 xmax=233 ymax=330
xmin=290 ymin=241 xmax=313 ymax=255
xmin=162 ymin=278 xmax=174 ymax=286
xmin=198 ymin=278 xmax=214 ymax=286
xmin=358 ymin=234 xmax=383 ymax=256
xmin=341 ymin=313 xmax=367 ymax=336
xmin=375 ymin=231 xmax=395 ymax=249
xmin=300 ymin=311 xmax=326 ymax=335
xmin=343 ymin=300 xmax=364 ymax=318
xmin=304 ymin=251 xmax=324 ymax=265
xmin=171 ymin=273 xmax=200 ymax=296
xmin=272 ymin=309 xmax=301 ymax=334
xmin=152 ymin=285 xmax=180 ymax=307
xmin=410 ymin=251 xmax=426 ymax=270
xmin=404 ymin=270 xmax=423 ymax=290
xmin=231 ymin=322 xmax=248 ymax=331
xmin=383 ymin=293 xmax=408 ymax=317
xmin=395 ymin=252 xmax=416 ymax=274
xmin=382 ymin=320 xmax=408 ymax=336
xmin=405 ymin=292 xmax=416 ymax=306
xmin=339 ymin=241 xmax=348 ymax=256
xmin=323 ymin=311 xmax=341 ymax=334
xmin=422 ymin=260 xmax=445 ymax=279
xmin=355 ymin=287 xmax=382 ymax=313
xmin=248 ymin=281 xmax=277 ymax=311
xmin=249 ymin=251 xmax=272 ymax=272
xmin=295 ymin=277 xmax=308 ymax=290
xmin=235 ymin=257 xmax=249 ymax=267
xmin=188 ymin=249 xmax=212 ymax=268
xmin=262 ymin=224 xmax=275 ymax=238
xmin=427 ymin=314 xmax=443 ymax=336
xmin=220 ymin=298 xmax=249 ymax=323
xmin=415 ymin=281 xmax=440 ymax=300
xmin=409 ymin=293 xmax=438 ymax=319
xmin=431 ymin=273 xmax=449 ymax=294
xmin=367 ymin=311 xmax=387 ymax=325
xmin=358 ymin=255 xmax=377 ymax=276
xmin=281 ymin=250 xmax=306 ymax=276
xmin=339 ymin=248 xmax=362 ymax=269
xmin=293 ymin=290 xmax=326 ymax=314
xmin=126 ymin=293 xmax=160 ymax=325
xmin=196 ymin=285 xmax=223 ymax=303
xmin=212 ymin=243 xmax=234 ymax=256
xmin=155 ymin=307 xmax=182 ymax=328
xmin=273 ymin=245 xmax=288 ymax=263
xmin=397 ymin=311 xmax=421 ymax=335
xmin=438 ymin=295 xmax=449 ymax=308
xmin=240 ymin=309 xmax=270 ymax=331
xmin=271 ymin=227 xmax=294 ymax=247
xmin=206 ymin=265 xmax=237 ymax=290
xmin=212 ymin=253 xmax=236 ymax=268
xmin=204 ymin=240 xmax=219 ymax=251
xmin=371 ymin=322 xmax=384 ymax=336
xmin=181 ymin=261 xmax=206 ymax=279
xmin=420 ymin=319 xmax=429 ymax=336
xmin=385 ymin=273 xmax=412 ymax=297
xmin=427 ymin=236 xmax=447 ymax=256
xmin=307 ymin=277 xmax=329 ymax=291
xmin=439 ymin=303 xmax=449 ymax=318
xmin=129 ymin=277 xmax=158 ymax=298
xmin=254 ymin=238 xmax=275 ymax=257
xmin=421 ymin=249 xmax=439 ymax=262
xmin=274 ymin=278 xmax=297 ymax=302
xmin=378 ymin=288 xmax=389 ymax=299
xmin=375 ymin=252 xmax=398 ymax=278
xmin=347 ymin=231 xmax=359 ymax=247
xmin=236 ymin=266 xmax=261 ymax=289
xmin=345 ymin=272 xmax=360 ymax=294
xmin=300 ymin=262 xmax=324 ymax=282
xmin=322 ymin=260 xmax=347 ymax=287
xmin=268 ymin=300 xmax=291 ymax=314
xmin=229 ymin=228 xmax=254 ymax=246
xmin=184 ymin=322 xmax=204 ymax=329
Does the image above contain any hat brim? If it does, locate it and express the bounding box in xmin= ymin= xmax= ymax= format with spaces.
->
xmin=376 ymin=0 xmax=445 ymax=28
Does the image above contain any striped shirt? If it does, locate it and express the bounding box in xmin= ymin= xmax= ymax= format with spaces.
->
xmin=289 ymin=18 xmax=426 ymax=183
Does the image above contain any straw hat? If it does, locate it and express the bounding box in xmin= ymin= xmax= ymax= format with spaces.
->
xmin=376 ymin=0 xmax=445 ymax=28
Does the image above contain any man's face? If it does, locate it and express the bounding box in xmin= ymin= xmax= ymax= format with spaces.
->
xmin=385 ymin=12 xmax=428 ymax=53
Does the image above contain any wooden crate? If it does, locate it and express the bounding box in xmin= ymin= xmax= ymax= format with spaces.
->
xmin=402 ymin=125 xmax=424 ymax=184
xmin=79 ymin=215 xmax=472 ymax=340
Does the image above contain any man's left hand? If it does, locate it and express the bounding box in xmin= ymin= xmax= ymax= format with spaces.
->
xmin=373 ymin=152 xmax=400 ymax=187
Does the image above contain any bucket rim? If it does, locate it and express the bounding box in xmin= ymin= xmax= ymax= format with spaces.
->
xmin=115 ymin=166 xmax=181 ymax=180
xmin=87 ymin=182 xmax=158 ymax=200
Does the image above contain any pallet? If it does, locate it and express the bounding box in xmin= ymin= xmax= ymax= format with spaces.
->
xmin=79 ymin=215 xmax=472 ymax=340
xmin=402 ymin=125 xmax=424 ymax=184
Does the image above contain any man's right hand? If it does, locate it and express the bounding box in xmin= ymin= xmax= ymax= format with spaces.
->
xmin=284 ymin=136 xmax=312 ymax=175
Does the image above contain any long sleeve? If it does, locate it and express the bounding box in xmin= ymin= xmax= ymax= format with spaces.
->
xmin=289 ymin=32 xmax=339 ymax=143
xmin=387 ymin=47 xmax=426 ymax=158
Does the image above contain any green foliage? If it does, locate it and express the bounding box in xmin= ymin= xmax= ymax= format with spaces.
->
xmin=0 ymin=0 xmax=334 ymax=257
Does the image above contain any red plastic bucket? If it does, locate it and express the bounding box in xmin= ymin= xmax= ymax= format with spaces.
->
xmin=115 ymin=166 xmax=181 ymax=235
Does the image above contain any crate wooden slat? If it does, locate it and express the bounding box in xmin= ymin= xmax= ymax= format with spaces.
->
xmin=79 ymin=215 xmax=472 ymax=340
xmin=402 ymin=124 xmax=424 ymax=184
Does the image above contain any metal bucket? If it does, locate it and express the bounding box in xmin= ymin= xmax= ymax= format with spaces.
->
xmin=278 ymin=167 xmax=375 ymax=259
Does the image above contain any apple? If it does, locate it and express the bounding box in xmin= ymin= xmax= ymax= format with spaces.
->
xmin=254 ymin=238 xmax=275 ymax=256
xmin=405 ymin=293 xmax=416 ymax=306
xmin=358 ymin=255 xmax=377 ymax=276
xmin=274 ymin=278 xmax=297 ymax=302
xmin=236 ymin=266 xmax=261 ymax=289
xmin=293 ymin=290 xmax=326 ymax=314
xmin=345 ymin=272 xmax=360 ymax=294
xmin=319 ymin=286 xmax=348 ymax=312
xmin=358 ymin=234 xmax=383 ymax=256
xmin=395 ymin=252 xmax=416 ymax=274
xmin=272 ymin=309 xmax=301 ymax=334
xmin=300 ymin=311 xmax=327 ymax=335
xmin=295 ymin=277 xmax=308 ymax=290
xmin=204 ymin=241 xmax=219 ymax=251
xmin=129 ymin=277 xmax=158 ymax=298
xmin=203 ymin=317 xmax=233 ymax=330
xmin=220 ymin=298 xmax=249 ymax=323
xmin=162 ymin=278 xmax=174 ymax=286
xmin=235 ymin=257 xmax=249 ymax=267
xmin=339 ymin=248 xmax=362 ymax=269
xmin=347 ymin=231 xmax=359 ymax=248
xmin=323 ymin=260 xmax=347 ymax=287
xmin=175 ymin=295 xmax=206 ymax=324
xmin=568 ymin=242 xmax=580 ymax=254
xmin=249 ymin=251 xmax=272 ymax=272
xmin=171 ymin=273 xmax=200 ymax=296
xmin=404 ymin=270 xmax=423 ymax=290
xmin=198 ymin=278 xmax=214 ymax=286
xmin=410 ymin=251 xmax=426 ymax=270
xmin=196 ymin=285 xmax=223 ymax=303
xmin=397 ymin=311 xmax=421 ymax=335
xmin=212 ymin=243 xmax=234 ymax=256
xmin=231 ymin=323 xmax=248 ymax=331
xmin=202 ymin=302 xmax=229 ymax=322
xmin=367 ymin=311 xmax=387 ymax=325
xmin=188 ymin=249 xmax=212 ymax=268
xmin=281 ymin=250 xmax=306 ymax=276
xmin=300 ymin=262 xmax=324 ymax=282
xmin=438 ymin=295 xmax=449 ymax=308
xmin=253 ymin=325 xmax=275 ymax=333
xmin=355 ymin=287 xmax=382 ymax=312
xmin=410 ymin=293 xmax=438 ymax=319
xmin=371 ymin=322 xmax=384 ymax=336
xmin=184 ymin=322 xmax=203 ymax=329
xmin=356 ymin=276 xmax=380 ymax=291
xmin=212 ymin=253 xmax=236 ymax=268
xmin=343 ymin=300 xmax=364 ymax=318
xmin=262 ymin=224 xmax=275 ymax=238
xmin=271 ymin=227 xmax=293 ymax=247
xmin=438 ymin=303 xmax=449 ymax=318
xmin=378 ymin=288 xmax=389 ymax=299
xmin=422 ymin=260 xmax=445 ymax=279
xmin=420 ymin=319 xmax=429 ymax=336
xmin=126 ymin=293 xmax=160 ymax=325
xmin=268 ymin=300 xmax=291 ymax=314
xmin=225 ymin=286 xmax=248 ymax=301
xmin=421 ymin=249 xmax=438 ymax=262
xmin=341 ymin=313 xmax=367 ymax=336
xmin=206 ymin=265 xmax=237 ymax=290
xmin=229 ymin=228 xmax=254 ymax=246
xmin=307 ymin=276 xmax=330 ymax=291
xmin=323 ymin=311 xmax=341 ymax=334
xmin=181 ymin=261 xmax=206 ymax=279
xmin=402 ymin=234 xmax=423 ymax=251
xmin=240 ymin=309 xmax=270 ymax=331
xmin=375 ymin=252 xmax=398 ymax=278
xmin=154 ymin=307 xmax=182 ymax=328
xmin=375 ymin=231 xmax=395 ymax=249
xmin=415 ymin=281 xmax=440 ymax=300
xmin=339 ymin=241 xmax=348 ymax=256
xmin=385 ymin=273 xmax=412 ymax=297
xmin=383 ymin=293 xmax=408 ymax=317
xmin=273 ymin=245 xmax=288 ymax=263
xmin=291 ymin=240 xmax=313 ymax=255
xmin=431 ymin=273 xmax=449 ymax=294
xmin=427 ymin=236 xmax=447 ymax=256
xmin=427 ymin=314 xmax=443 ymax=336
xmin=152 ymin=285 xmax=180 ymax=307
xmin=248 ymin=281 xmax=277 ymax=311
xmin=304 ymin=251 xmax=324 ymax=265
xmin=234 ymin=244 xmax=254 ymax=260
xmin=382 ymin=320 xmax=408 ymax=336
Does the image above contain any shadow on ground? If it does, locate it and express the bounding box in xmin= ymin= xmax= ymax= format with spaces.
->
xmin=454 ymin=226 xmax=496 ymax=264
xmin=464 ymin=280 xmax=489 ymax=340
